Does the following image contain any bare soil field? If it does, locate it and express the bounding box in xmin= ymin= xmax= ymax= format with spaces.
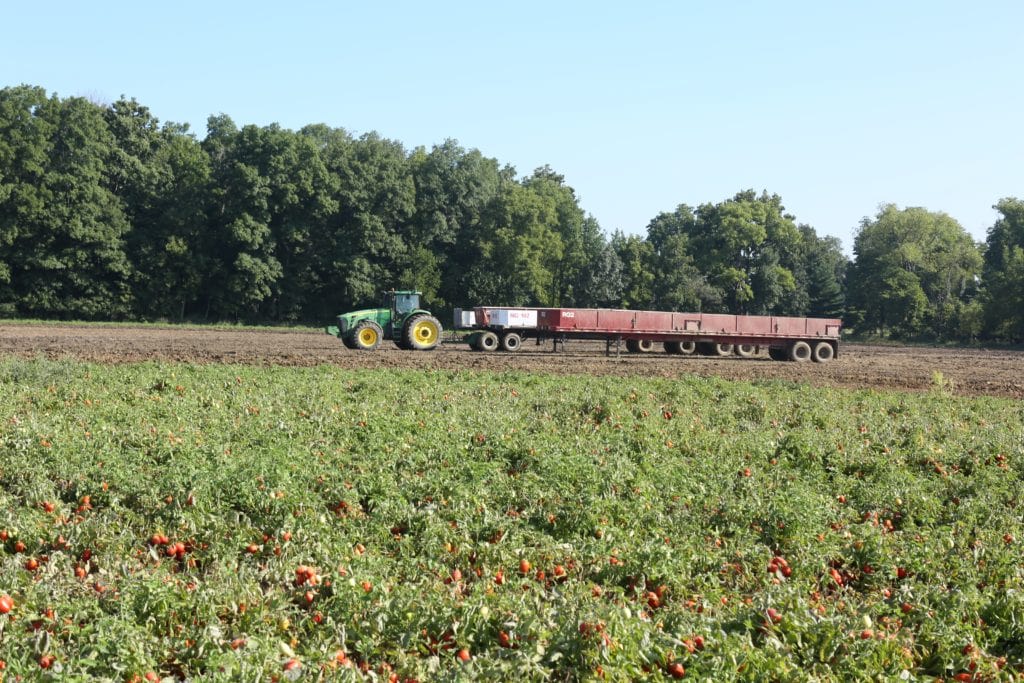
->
xmin=1 ymin=324 xmax=1022 ymax=398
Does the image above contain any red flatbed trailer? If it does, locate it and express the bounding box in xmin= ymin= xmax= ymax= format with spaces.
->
xmin=461 ymin=306 xmax=842 ymax=362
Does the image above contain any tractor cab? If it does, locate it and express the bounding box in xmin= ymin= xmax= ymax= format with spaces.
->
xmin=389 ymin=290 xmax=420 ymax=316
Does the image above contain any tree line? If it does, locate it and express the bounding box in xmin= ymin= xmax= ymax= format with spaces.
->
xmin=1 ymin=85 xmax=1022 ymax=341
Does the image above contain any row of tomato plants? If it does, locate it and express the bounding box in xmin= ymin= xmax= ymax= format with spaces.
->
xmin=0 ymin=358 xmax=1021 ymax=681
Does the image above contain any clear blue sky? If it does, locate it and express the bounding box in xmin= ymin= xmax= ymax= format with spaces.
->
xmin=4 ymin=0 xmax=1022 ymax=253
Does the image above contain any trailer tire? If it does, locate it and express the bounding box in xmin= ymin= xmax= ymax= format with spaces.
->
xmin=404 ymin=314 xmax=442 ymax=351
xmin=636 ymin=339 xmax=655 ymax=353
xmin=664 ymin=340 xmax=697 ymax=355
xmin=625 ymin=339 xmax=640 ymax=353
xmin=768 ymin=346 xmax=788 ymax=361
xmin=713 ymin=343 xmax=733 ymax=357
xmin=500 ymin=332 xmax=522 ymax=352
xmin=352 ymin=321 xmax=383 ymax=350
xmin=789 ymin=341 xmax=812 ymax=363
xmin=478 ymin=330 xmax=499 ymax=352
xmin=734 ymin=344 xmax=756 ymax=358
xmin=812 ymin=341 xmax=835 ymax=363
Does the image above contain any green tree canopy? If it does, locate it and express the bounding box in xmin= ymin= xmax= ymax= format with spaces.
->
xmin=847 ymin=205 xmax=982 ymax=339
xmin=981 ymin=198 xmax=1024 ymax=341
xmin=644 ymin=191 xmax=834 ymax=316
xmin=0 ymin=86 xmax=131 ymax=318
xmin=13 ymin=84 xmax=1024 ymax=343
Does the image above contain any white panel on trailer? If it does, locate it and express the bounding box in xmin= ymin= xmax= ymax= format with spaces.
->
xmin=492 ymin=309 xmax=538 ymax=328
xmin=453 ymin=308 xmax=476 ymax=328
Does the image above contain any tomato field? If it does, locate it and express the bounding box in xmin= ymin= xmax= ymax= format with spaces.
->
xmin=0 ymin=357 xmax=1022 ymax=681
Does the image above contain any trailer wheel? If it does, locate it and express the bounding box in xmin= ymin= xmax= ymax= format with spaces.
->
xmin=713 ymin=343 xmax=734 ymax=357
xmin=352 ymin=321 xmax=383 ymax=350
xmin=625 ymin=339 xmax=639 ymax=353
xmin=734 ymin=344 xmax=756 ymax=358
xmin=664 ymin=341 xmax=696 ymax=355
xmin=768 ymin=346 xmax=788 ymax=361
xmin=404 ymin=314 xmax=442 ymax=351
xmin=636 ymin=339 xmax=655 ymax=353
xmin=478 ymin=330 xmax=499 ymax=352
xmin=812 ymin=341 xmax=835 ymax=363
xmin=696 ymin=342 xmax=716 ymax=356
xmin=789 ymin=341 xmax=812 ymax=362
xmin=500 ymin=332 xmax=522 ymax=352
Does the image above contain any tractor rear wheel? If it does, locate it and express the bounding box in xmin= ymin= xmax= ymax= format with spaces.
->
xmin=342 ymin=334 xmax=358 ymax=350
xmin=404 ymin=315 xmax=442 ymax=351
xmin=352 ymin=321 xmax=383 ymax=350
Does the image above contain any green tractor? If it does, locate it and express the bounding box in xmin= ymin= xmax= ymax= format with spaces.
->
xmin=326 ymin=290 xmax=443 ymax=351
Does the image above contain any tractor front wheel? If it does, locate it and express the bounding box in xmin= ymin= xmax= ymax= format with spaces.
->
xmin=404 ymin=314 xmax=442 ymax=351
xmin=351 ymin=321 xmax=383 ymax=350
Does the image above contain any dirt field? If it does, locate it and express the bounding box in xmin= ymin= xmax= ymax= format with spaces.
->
xmin=1 ymin=324 xmax=1022 ymax=398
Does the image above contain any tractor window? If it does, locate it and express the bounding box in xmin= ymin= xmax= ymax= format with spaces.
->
xmin=394 ymin=293 xmax=418 ymax=313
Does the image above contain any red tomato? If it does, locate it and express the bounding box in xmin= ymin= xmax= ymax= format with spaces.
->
xmin=456 ymin=648 xmax=471 ymax=662
xmin=667 ymin=662 xmax=686 ymax=679
xmin=0 ymin=594 xmax=13 ymax=614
